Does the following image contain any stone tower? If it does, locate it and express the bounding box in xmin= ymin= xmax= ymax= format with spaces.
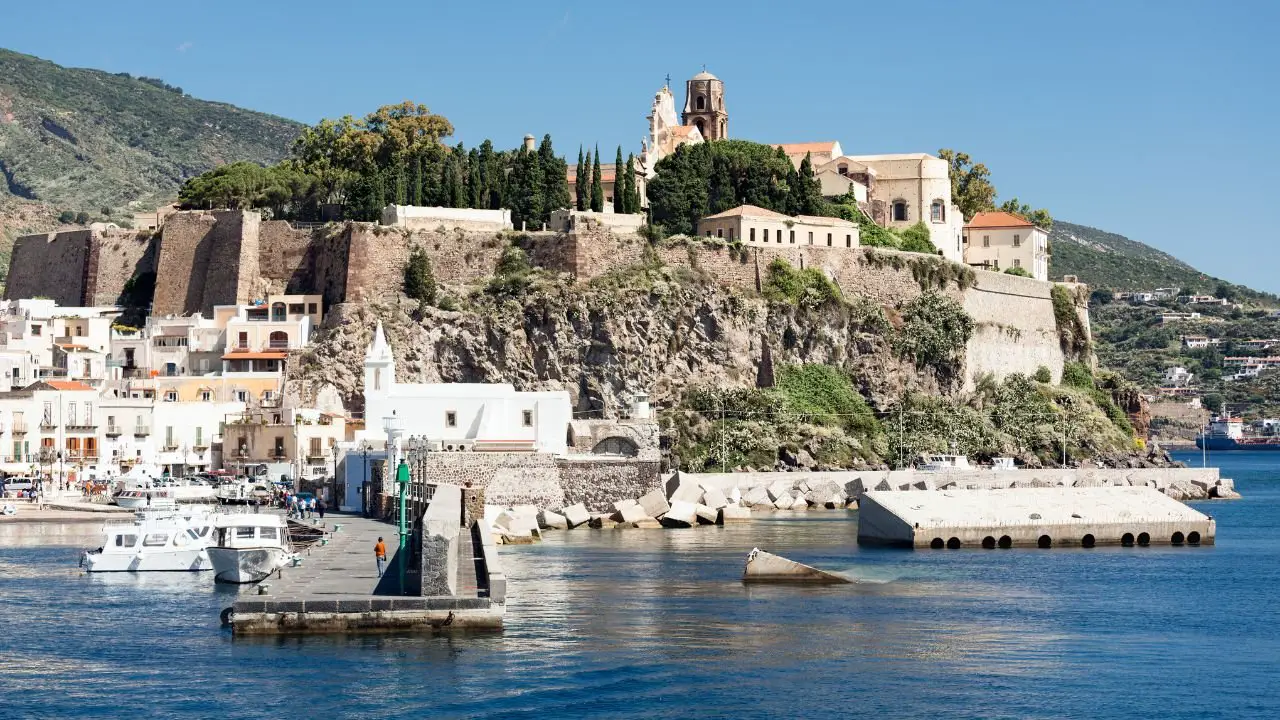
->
xmin=682 ymin=70 xmax=727 ymax=140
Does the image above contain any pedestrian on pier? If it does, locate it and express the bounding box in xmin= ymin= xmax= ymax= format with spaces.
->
xmin=375 ymin=536 xmax=387 ymax=577
xmin=316 ymin=497 xmax=326 ymax=520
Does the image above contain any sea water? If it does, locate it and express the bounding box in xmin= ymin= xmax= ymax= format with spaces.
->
xmin=1 ymin=451 xmax=1277 ymax=719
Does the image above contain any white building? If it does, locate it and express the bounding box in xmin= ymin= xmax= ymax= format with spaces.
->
xmin=1163 ymin=366 xmax=1194 ymax=388
xmin=0 ymin=380 xmax=103 ymax=483
xmin=697 ymin=205 xmax=859 ymax=249
xmin=962 ymin=211 xmax=1050 ymax=281
xmin=361 ymin=322 xmax=571 ymax=454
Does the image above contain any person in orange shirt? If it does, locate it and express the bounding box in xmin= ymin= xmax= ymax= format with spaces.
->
xmin=374 ymin=537 xmax=387 ymax=577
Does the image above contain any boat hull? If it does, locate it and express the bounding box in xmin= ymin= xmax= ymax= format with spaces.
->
xmin=1196 ymin=437 xmax=1280 ymax=451
xmin=83 ymin=548 xmax=211 ymax=573
xmin=208 ymin=546 xmax=291 ymax=583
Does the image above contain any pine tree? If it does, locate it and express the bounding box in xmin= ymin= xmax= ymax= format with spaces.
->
xmin=612 ymin=146 xmax=625 ymax=213
xmin=590 ymin=145 xmax=604 ymax=212
xmin=538 ymin=134 xmax=569 ymax=224
xmin=623 ymin=154 xmax=640 ymax=214
xmin=575 ymin=146 xmax=587 ymax=211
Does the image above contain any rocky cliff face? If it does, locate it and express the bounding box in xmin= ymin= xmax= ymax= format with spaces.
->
xmin=286 ymin=263 xmax=940 ymax=418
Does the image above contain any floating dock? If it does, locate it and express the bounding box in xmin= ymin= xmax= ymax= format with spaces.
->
xmin=857 ymin=486 xmax=1215 ymax=549
xmin=229 ymin=485 xmax=504 ymax=635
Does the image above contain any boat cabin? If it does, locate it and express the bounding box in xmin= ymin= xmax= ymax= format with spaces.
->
xmin=213 ymin=516 xmax=287 ymax=549
xmin=918 ymin=454 xmax=973 ymax=472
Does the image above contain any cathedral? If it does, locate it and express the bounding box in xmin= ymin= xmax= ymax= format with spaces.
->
xmin=566 ymin=70 xmax=727 ymax=212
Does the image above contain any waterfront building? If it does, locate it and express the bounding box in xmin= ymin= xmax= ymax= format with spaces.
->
xmin=963 ymin=211 xmax=1050 ymax=281
xmin=222 ymin=407 xmax=348 ymax=483
xmin=360 ymin=321 xmax=571 ymax=454
xmin=696 ymin=205 xmax=860 ymax=249
xmin=0 ymin=380 xmax=101 ymax=482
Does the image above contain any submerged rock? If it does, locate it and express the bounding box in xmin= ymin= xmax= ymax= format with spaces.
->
xmin=742 ymin=548 xmax=852 ymax=585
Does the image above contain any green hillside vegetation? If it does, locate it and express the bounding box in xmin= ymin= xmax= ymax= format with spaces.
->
xmin=1090 ymin=297 xmax=1280 ymax=417
xmin=1051 ymin=220 xmax=1278 ymax=305
xmin=0 ymin=48 xmax=302 ymax=217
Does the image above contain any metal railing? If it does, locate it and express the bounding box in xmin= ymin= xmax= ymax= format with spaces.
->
xmin=105 ymin=425 xmax=122 ymax=436
xmin=133 ymin=425 xmax=151 ymax=436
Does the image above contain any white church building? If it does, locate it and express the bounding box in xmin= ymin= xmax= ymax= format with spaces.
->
xmin=361 ymin=322 xmax=572 ymax=455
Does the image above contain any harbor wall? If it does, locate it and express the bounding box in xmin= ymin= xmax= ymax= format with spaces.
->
xmin=420 ymin=483 xmax=462 ymax=597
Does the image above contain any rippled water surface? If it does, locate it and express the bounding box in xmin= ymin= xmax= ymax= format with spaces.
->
xmin=2 ymin=452 xmax=1278 ymax=719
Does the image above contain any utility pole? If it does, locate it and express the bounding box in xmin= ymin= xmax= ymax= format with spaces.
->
xmin=719 ymin=395 xmax=726 ymax=473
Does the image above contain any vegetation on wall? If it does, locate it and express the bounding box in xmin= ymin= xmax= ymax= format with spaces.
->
xmin=403 ymin=247 xmax=437 ymax=306
xmin=893 ymin=292 xmax=974 ymax=378
xmin=761 ymin=259 xmax=841 ymax=309
xmin=1051 ymin=284 xmax=1091 ymax=358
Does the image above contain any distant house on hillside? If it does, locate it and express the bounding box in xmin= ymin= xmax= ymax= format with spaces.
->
xmin=962 ymin=211 xmax=1050 ymax=281
xmin=696 ymin=205 xmax=859 ymax=249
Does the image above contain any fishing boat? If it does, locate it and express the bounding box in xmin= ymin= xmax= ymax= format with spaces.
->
xmin=80 ymin=505 xmax=219 ymax=573
xmin=918 ymin=454 xmax=973 ymax=472
xmin=207 ymin=514 xmax=295 ymax=583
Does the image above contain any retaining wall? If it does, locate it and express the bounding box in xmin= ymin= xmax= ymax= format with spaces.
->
xmin=420 ymin=483 xmax=462 ymax=596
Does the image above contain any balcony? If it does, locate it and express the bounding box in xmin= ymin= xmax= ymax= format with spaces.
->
xmin=105 ymin=425 xmax=123 ymax=436
xmin=307 ymin=453 xmax=328 ymax=463
xmin=162 ymin=444 xmax=180 ymax=452
xmin=133 ymin=425 xmax=151 ymax=437
xmin=12 ymin=422 xmax=27 ymax=434
xmin=66 ymin=421 xmax=98 ymax=432
xmin=40 ymin=420 xmax=56 ymax=431
xmin=122 ymin=367 xmax=150 ymax=379
xmin=270 ymin=451 xmax=288 ymax=460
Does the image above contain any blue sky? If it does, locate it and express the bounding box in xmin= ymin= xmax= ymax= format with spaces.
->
xmin=4 ymin=1 xmax=1278 ymax=292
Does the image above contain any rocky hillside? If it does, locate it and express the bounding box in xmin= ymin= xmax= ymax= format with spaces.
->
xmin=287 ymin=242 xmax=1143 ymax=471
xmin=0 ymin=48 xmax=302 ymax=219
xmin=1051 ymin=220 xmax=1277 ymax=305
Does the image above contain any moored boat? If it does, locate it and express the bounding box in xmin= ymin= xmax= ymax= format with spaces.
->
xmin=1196 ymin=415 xmax=1280 ymax=451
xmin=81 ymin=505 xmax=219 ymax=573
xmin=207 ymin=514 xmax=294 ymax=583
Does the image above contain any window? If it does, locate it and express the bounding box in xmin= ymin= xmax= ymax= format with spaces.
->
xmin=522 ymin=409 xmax=533 ymax=427
xmin=892 ymin=201 xmax=908 ymax=222
xmin=115 ymin=534 xmax=137 ymax=548
xmin=705 ymin=230 xmax=711 ymax=237
xmin=271 ymin=303 xmax=286 ymax=322
xmin=288 ymin=303 xmax=305 ymax=314
xmin=164 ymin=391 xmax=177 ymax=402
xmin=12 ymin=441 xmax=21 ymax=461
xmin=1013 ymin=234 xmax=1022 ymax=247
xmin=273 ymin=437 xmax=285 ymax=457
xmin=142 ymin=533 xmax=169 ymax=547
xmin=237 ymin=332 xmax=248 ymax=349
xmin=200 ymin=390 xmax=212 ymax=402
xmin=749 ymin=228 xmax=756 ymax=242
xmin=838 ymin=163 xmax=849 ymax=176
xmin=930 ymin=200 xmax=945 ymax=223
xmin=762 ymin=228 xmax=768 ymax=243
xmin=236 ymin=527 xmax=255 ymax=539
xmin=164 ymin=362 xmax=177 ymax=377
xmin=445 ymin=411 xmax=457 ymax=428
xmin=165 ymin=426 xmax=174 ymax=448
xmin=235 ymin=390 xmax=248 ymax=402
xmin=716 ymin=228 xmax=723 ymax=238
xmin=85 ymin=403 xmax=92 ymax=425
xmin=31 ymin=324 xmax=41 ymax=336
xmin=1013 ymin=258 xmax=1022 ymax=268
xmin=789 ymin=230 xmax=795 ymax=244
xmin=195 ymin=428 xmax=204 ymax=447
xmin=696 ymin=95 xmax=706 ymax=110
xmin=309 ymin=438 xmax=322 ymax=456
xmin=42 ymin=402 xmax=52 ymax=426
xmin=268 ymin=331 xmax=289 ymax=349
xmin=808 ymin=232 xmax=813 ymax=244
xmin=307 ymin=303 xmax=318 ymax=315
xmin=260 ymin=527 xmax=278 ymax=540
xmin=827 ymin=233 xmax=832 ymax=246
xmin=846 ymin=234 xmax=852 ymax=247
xmin=727 ymin=228 xmax=733 ymax=240
xmin=66 ymin=402 xmax=76 ymax=426
xmin=983 ymin=235 xmax=990 ymax=248
xmin=85 ymin=438 xmax=96 ymax=456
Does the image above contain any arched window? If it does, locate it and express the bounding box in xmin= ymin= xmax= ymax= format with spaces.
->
xmin=592 ymin=437 xmax=639 ymax=457
xmin=892 ymin=200 xmax=909 ymax=222
xmin=719 ymin=119 xmax=726 ymax=138
xmin=268 ymin=330 xmax=288 ymax=349
xmin=696 ymin=95 xmax=706 ymax=110
xmin=271 ymin=302 xmax=286 ymax=322
xmin=930 ymin=200 xmax=945 ymax=223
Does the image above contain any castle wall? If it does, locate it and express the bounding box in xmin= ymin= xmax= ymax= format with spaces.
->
xmin=256 ymin=221 xmax=314 ymax=297
xmin=4 ymin=230 xmax=92 ymax=306
xmin=84 ymin=230 xmax=159 ymax=306
xmin=153 ymin=210 xmax=260 ymax=316
xmin=343 ymin=225 xmax=512 ymax=303
xmin=961 ymin=269 xmax=1066 ymax=387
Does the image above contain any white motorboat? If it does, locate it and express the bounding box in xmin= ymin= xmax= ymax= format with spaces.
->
xmin=207 ymin=514 xmax=295 ymax=583
xmin=214 ymin=480 xmax=272 ymax=505
xmin=114 ymin=487 xmax=177 ymax=510
xmin=918 ymin=454 xmax=973 ymax=472
xmin=80 ymin=505 xmax=219 ymax=573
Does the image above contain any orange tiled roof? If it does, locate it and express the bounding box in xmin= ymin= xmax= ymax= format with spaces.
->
xmin=565 ymin=164 xmax=618 ymax=185
xmin=46 ymin=380 xmax=95 ymax=392
xmin=965 ymin=211 xmax=1035 ymax=229
xmin=221 ymin=350 xmax=288 ymax=361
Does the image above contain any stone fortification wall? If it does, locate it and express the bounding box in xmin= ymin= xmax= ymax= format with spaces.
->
xmin=343 ymin=225 xmax=512 ymax=303
xmin=85 ymin=230 xmax=159 ymax=307
xmin=4 ymin=230 xmax=93 ymax=305
xmin=153 ymin=210 xmax=260 ymax=316
xmin=961 ymin=269 xmax=1066 ymax=388
xmin=255 ymin=221 xmax=315 ymax=298
xmin=406 ymin=451 xmax=658 ymax=512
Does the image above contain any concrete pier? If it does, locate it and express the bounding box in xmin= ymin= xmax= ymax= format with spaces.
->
xmin=230 ymin=484 xmax=504 ymax=635
xmin=857 ymin=486 xmax=1216 ymax=549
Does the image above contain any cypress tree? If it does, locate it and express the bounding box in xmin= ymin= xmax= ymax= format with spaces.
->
xmin=467 ymin=148 xmax=482 ymax=208
xmin=613 ymin=146 xmax=625 ymax=213
xmin=510 ymin=147 xmax=544 ymax=230
xmin=797 ymin=151 xmax=822 ymax=215
xmin=449 ymin=147 xmax=467 ymax=208
xmin=624 ymin=153 xmax=640 ymax=214
xmin=538 ymin=134 xmax=569 ymax=224
xmin=575 ymin=146 xmax=587 ymax=211
xmin=408 ymin=154 xmax=423 ymax=206
xmin=590 ymin=145 xmax=604 ymax=212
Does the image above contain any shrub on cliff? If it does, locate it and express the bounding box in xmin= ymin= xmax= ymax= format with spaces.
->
xmin=898 ymin=222 xmax=939 ymax=255
xmin=1004 ymin=266 xmax=1032 ymax=277
xmin=1051 ymin=284 xmax=1091 ymax=358
xmin=893 ymin=292 xmax=974 ymax=375
xmin=775 ymin=364 xmax=882 ymax=440
xmin=762 ymin=258 xmax=841 ymax=309
xmin=403 ymin=247 xmax=437 ymax=305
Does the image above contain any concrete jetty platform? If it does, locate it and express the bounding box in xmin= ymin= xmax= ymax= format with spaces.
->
xmin=230 ymin=485 xmax=504 ymax=635
xmin=857 ymin=486 xmax=1216 ymax=549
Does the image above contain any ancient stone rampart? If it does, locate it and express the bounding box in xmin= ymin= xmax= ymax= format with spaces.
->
xmin=4 ymin=229 xmax=93 ymax=306
xmin=152 ymin=210 xmax=260 ymax=316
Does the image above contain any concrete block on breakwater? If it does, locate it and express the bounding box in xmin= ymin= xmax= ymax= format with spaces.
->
xmin=857 ymin=486 xmax=1216 ymax=549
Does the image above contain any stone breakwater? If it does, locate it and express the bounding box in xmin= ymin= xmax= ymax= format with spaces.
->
xmin=479 ymin=467 xmax=1237 ymax=543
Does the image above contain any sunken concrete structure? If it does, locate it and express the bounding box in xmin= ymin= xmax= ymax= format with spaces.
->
xmin=857 ymin=486 xmax=1216 ymax=549
xmin=742 ymin=548 xmax=853 ymax=584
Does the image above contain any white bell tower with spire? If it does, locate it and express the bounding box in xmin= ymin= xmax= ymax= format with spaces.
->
xmin=363 ymin=321 xmax=396 ymax=432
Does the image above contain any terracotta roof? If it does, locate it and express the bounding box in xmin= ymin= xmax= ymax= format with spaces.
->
xmin=565 ymin=163 xmax=618 ymax=185
xmin=55 ymin=343 xmax=93 ymax=351
xmin=796 ymin=214 xmax=857 ymax=228
xmin=221 ymin=351 xmax=288 ymax=361
xmin=702 ymin=204 xmax=790 ymax=221
xmin=772 ymin=142 xmax=839 ymax=156
xmin=45 ymin=380 xmax=95 ymax=392
xmin=965 ymin=211 xmax=1035 ymax=229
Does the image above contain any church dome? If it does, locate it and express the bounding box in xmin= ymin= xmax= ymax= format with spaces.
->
xmin=691 ymin=70 xmax=718 ymax=81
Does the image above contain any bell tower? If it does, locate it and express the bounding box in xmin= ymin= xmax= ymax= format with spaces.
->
xmin=682 ymin=69 xmax=727 ymax=141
